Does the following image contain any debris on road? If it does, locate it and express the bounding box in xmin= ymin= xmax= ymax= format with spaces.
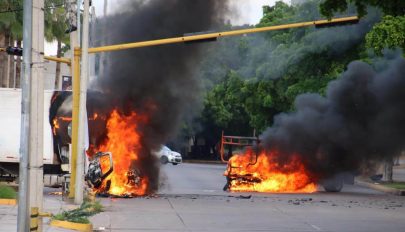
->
xmin=236 ymin=195 xmax=252 ymax=199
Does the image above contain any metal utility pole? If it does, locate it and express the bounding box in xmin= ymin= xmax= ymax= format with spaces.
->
xmin=17 ymin=0 xmax=32 ymax=230
xmin=18 ymin=0 xmax=45 ymax=231
xmin=75 ymin=0 xmax=90 ymax=204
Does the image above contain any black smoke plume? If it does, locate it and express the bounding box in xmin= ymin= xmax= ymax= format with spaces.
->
xmin=92 ymin=0 xmax=229 ymax=192
xmin=261 ymin=51 xmax=405 ymax=179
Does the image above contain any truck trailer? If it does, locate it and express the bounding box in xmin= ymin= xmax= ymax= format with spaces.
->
xmin=0 ymin=88 xmax=69 ymax=183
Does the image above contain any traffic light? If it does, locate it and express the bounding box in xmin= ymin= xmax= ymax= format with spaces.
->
xmin=6 ymin=46 xmax=23 ymax=56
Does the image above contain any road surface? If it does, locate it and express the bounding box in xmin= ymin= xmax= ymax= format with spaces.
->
xmin=159 ymin=162 xmax=226 ymax=195
xmin=90 ymin=163 xmax=405 ymax=232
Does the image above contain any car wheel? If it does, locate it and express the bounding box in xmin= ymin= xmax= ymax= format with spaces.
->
xmin=160 ymin=156 xmax=169 ymax=164
xmin=322 ymin=175 xmax=343 ymax=192
xmin=223 ymin=177 xmax=231 ymax=191
xmin=172 ymin=163 xmax=178 ymax=166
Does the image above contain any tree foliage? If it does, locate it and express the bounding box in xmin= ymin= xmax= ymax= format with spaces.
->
xmin=366 ymin=15 xmax=405 ymax=55
xmin=0 ymin=0 xmax=70 ymax=88
xmin=0 ymin=0 xmax=23 ymax=40
xmin=198 ymin=0 xmax=370 ymax=137
xmin=320 ymin=0 xmax=405 ymax=18
xmin=44 ymin=0 xmax=69 ymax=46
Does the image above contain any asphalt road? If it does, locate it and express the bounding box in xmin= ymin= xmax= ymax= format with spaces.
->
xmin=159 ymin=162 xmax=226 ymax=195
xmin=90 ymin=163 xmax=405 ymax=232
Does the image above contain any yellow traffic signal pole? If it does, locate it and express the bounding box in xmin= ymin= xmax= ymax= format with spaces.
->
xmin=44 ymin=56 xmax=71 ymax=65
xmin=68 ymin=47 xmax=81 ymax=199
xmin=1 ymin=48 xmax=71 ymax=65
xmin=1 ymin=16 xmax=358 ymax=200
xmin=88 ymin=16 xmax=358 ymax=53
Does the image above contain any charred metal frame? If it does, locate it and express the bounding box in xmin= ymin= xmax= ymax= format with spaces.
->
xmin=220 ymin=130 xmax=261 ymax=175
xmin=220 ymin=131 xmax=259 ymax=163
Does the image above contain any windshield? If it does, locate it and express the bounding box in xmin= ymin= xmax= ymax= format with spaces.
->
xmin=161 ymin=146 xmax=171 ymax=152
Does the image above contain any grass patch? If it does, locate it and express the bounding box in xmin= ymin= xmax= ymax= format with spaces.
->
xmin=52 ymin=200 xmax=103 ymax=224
xmin=382 ymin=182 xmax=405 ymax=190
xmin=0 ymin=184 xmax=17 ymax=199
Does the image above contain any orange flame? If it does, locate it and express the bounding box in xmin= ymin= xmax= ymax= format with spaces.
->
xmin=225 ymin=148 xmax=317 ymax=193
xmin=52 ymin=118 xmax=59 ymax=135
xmin=95 ymin=109 xmax=148 ymax=196
xmin=51 ymin=116 xmax=72 ymax=135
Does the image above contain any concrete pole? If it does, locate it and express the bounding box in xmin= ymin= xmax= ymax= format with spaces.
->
xmin=68 ymin=0 xmax=79 ymax=199
xmin=75 ymin=0 xmax=90 ymax=204
xmin=77 ymin=0 xmax=82 ymax=46
xmin=29 ymin=0 xmax=45 ymax=229
xmin=17 ymin=0 xmax=32 ymax=230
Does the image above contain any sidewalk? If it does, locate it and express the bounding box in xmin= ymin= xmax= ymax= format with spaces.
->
xmin=355 ymin=155 xmax=405 ymax=196
xmin=0 ymin=188 xmax=79 ymax=232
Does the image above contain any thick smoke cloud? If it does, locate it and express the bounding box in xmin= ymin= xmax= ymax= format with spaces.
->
xmin=250 ymin=6 xmax=381 ymax=80
xmin=261 ymin=51 xmax=405 ymax=179
xmin=93 ymin=0 xmax=229 ymax=192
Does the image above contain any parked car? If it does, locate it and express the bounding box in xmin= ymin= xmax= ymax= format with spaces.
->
xmin=154 ymin=146 xmax=182 ymax=165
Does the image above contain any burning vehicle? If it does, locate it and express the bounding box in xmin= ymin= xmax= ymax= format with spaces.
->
xmin=50 ymin=92 xmax=156 ymax=197
xmin=220 ymin=133 xmax=353 ymax=193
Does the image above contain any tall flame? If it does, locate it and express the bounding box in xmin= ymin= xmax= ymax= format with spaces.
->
xmin=225 ymin=148 xmax=317 ymax=193
xmin=96 ymin=109 xmax=148 ymax=196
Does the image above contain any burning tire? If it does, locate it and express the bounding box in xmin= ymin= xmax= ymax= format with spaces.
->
xmin=321 ymin=175 xmax=343 ymax=192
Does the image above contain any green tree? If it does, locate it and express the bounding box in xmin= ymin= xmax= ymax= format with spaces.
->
xmin=320 ymin=0 xmax=405 ymax=18
xmin=0 ymin=0 xmax=23 ymax=87
xmin=196 ymin=0 xmax=371 ymax=153
xmin=365 ymin=15 xmax=405 ymax=55
xmin=258 ymin=1 xmax=296 ymax=27
xmin=202 ymin=71 xmax=251 ymax=135
xmin=45 ymin=0 xmax=70 ymax=89
xmin=1 ymin=0 xmax=69 ymax=88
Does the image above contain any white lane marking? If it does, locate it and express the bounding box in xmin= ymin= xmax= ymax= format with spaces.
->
xmin=310 ymin=224 xmax=322 ymax=231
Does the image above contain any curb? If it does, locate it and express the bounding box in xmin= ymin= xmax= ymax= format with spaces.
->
xmin=50 ymin=220 xmax=93 ymax=232
xmin=355 ymin=179 xmax=405 ymax=196
xmin=0 ymin=198 xmax=17 ymax=205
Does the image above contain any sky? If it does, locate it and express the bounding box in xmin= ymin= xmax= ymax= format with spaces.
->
xmin=91 ymin=0 xmax=283 ymax=25
xmin=45 ymin=0 xmax=286 ymax=55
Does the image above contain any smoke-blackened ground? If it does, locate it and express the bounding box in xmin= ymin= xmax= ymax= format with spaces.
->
xmin=261 ymin=51 xmax=405 ymax=180
xmin=92 ymin=0 xmax=230 ymax=193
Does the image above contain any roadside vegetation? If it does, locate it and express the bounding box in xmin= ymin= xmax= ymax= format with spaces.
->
xmin=52 ymin=200 xmax=103 ymax=224
xmin=382 ymin=182 xmax=405 ymax=190
xmin=0 ymin=184 xmax=17 ymax=199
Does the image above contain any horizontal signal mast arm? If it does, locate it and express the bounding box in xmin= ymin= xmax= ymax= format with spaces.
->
xmin=1 ymin=47 xmax=71 ymax=64
xmin=44 ymin=56 xmax=71 ymax=65
xmin=88 ymin=16 xmax=359 ymax=54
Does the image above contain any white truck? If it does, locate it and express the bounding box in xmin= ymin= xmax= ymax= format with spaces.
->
xmin=0 ymin=88 xmax=68 ymax=184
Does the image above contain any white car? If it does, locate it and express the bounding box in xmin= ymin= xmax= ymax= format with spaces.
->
xmin=154 ymin=146 xmax=182 ymax=165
